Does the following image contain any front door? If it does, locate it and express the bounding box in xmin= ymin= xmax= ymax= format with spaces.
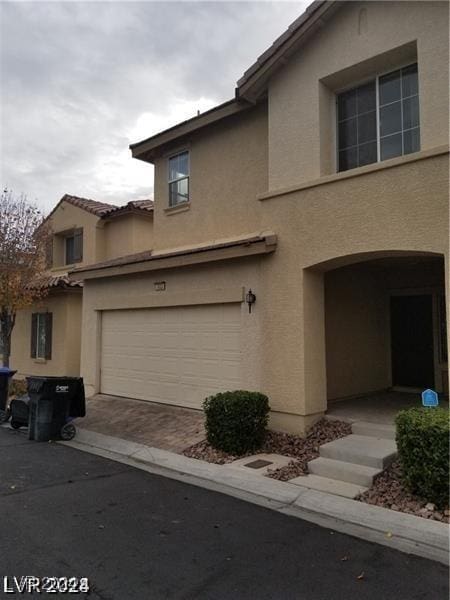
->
xmin=390 ymin=294 xmax=434 ymax=388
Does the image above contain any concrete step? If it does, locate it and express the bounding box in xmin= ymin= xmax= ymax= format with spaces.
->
xmin=308 ymin=456 xmax=382 ymax=487
xmin=319 ymin=434 xmax=397 ymax=469
xmin=352 ymin=421 xmax=396 ymax=441
xmin=289 ymin=474 xmax=368 ymax=499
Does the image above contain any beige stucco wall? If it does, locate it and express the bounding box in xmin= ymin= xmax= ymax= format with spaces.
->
xmin=77 ymin=153 xmax=448 ymax=435
xmin=50 ymin=200 xmax=154 ymax=269
xmin=50 ymin=201 xmax=103 ymax=270
xmin=325 ymin=264 xmax=390 ymax=400
xmin=74 ymin=2 xmax=449 ymax=435
xmin=5 ymin=201 xmax=155 ymax=382
xmin=80 ymin=258 xmax=263 ymax=400
xmin=103 ymin=214 xmax=154 ymax=260
xmin=268 ymin=1 xmax=449 ymax=189
xmin=9 ymin=291 xmax=82 ymax=379
xmin=151 ymin=103 xmax=267 ymax=250
xmin=257 ymin=151 xmax=448 ymax=431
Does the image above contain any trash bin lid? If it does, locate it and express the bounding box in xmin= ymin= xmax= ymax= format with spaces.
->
xmin=0 ymin=367 xmax=17 ymax=377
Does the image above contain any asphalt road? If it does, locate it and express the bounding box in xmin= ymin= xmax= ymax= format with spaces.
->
xmin=0 ymin=426 xmax=448 ymax=600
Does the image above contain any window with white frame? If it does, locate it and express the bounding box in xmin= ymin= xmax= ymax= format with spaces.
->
xmin=168 ymin=151 xmax=189 ymax=207
xmin=337 ymin=63 xmax=420 ymax=172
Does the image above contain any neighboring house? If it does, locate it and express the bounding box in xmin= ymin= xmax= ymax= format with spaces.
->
xmin=71 ymin=1 xmax=446 ymax=434
xmin=7 ymin=194 xmax=154 ymax=379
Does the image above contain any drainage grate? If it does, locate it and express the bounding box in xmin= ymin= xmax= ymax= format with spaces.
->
xmin=244 ymin=459 xmax=273 ymax=469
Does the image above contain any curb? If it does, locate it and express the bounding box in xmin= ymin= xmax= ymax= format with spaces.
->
xmin=60 ymin=427 xmax=449 ymax=565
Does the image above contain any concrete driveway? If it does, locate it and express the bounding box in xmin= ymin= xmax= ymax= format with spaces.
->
xmin=76 ymin=394 xmax=205 ymax=453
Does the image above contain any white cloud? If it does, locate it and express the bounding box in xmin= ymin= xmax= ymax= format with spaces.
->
xmin=129 ymin=97 xmax=219 ymax=141
xmin=0 ymin=1 xmax=308 ymax=213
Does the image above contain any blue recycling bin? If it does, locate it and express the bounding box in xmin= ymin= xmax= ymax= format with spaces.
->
xmin=0 ymin=367 xmax=17 ymax=421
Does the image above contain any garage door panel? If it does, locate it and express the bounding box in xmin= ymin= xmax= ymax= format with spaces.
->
xmin=100 ymin=305 xmax=241 ymax=409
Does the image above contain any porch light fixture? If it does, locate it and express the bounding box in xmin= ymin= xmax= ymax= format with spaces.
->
xmin=245 ymin=289 xmax=256 ymax=313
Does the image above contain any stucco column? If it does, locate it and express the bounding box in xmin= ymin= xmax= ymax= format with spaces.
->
xmin=302 ymin=268 xmax=327 ymax=419
xmin=445 ymin=253 xmax=450 ymax=393
xmin=80 ymin=283 xmax=102 ymax=398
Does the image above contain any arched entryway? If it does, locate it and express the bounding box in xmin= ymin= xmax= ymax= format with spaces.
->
xmin=304 ymin=251 xmax=448 ymax=421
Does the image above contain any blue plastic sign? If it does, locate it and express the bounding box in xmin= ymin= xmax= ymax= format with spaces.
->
xmin=422 ymin=389 xmax=439 ymax=407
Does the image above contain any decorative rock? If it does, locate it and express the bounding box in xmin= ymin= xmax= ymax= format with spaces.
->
xmin=425 ymin=503 xmax=436 ymax=511
xmin=390 ymin=504 xmax=399 ymax=511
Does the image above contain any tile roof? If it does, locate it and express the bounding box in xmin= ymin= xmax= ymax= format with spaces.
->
xmin=127 ymin=199 xmax=154 ymax=210
xmin=236 ymin=1 xmax=328 ymax=89
xmin=103 ymin=199 xmax=154 ymax=219
xmin=60 ymin=194 xmax=117 ymax=217
xmin=45 ymin=195 xmax=154 ymax=223
xmin=28 ymin=274 xmax=83 ymax=291
xmin=71 ymin=233 xmax=277 ymax=275
xmin=129 ymin=99 xmax=251 ymax=161
xmin=72 ymin=250 xmax=154 ymax=272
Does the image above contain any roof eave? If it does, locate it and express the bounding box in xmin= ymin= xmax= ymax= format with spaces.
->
xmin=129 ymin=97 xmax=252 ymax=163
xmin=237 ymin=1 xmax=339 ymax=102
xmin=69 ymin=234 xmax=277 ymax=281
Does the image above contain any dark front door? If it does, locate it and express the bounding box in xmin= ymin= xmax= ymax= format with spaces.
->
xmin=391 ymin=294 xmax=434 ymax=388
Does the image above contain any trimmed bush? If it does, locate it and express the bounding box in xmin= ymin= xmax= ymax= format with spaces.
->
xmin=395 ymin=407 xmax=449 ymax=507
xmin=203 ymin=390 xmax=270 ymax=455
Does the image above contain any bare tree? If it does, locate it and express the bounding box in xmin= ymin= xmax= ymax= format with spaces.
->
xmin=0 ymin=189 xmax=50 ymax=367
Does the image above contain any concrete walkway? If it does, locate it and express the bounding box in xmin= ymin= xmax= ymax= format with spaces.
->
xmin=327 ymin=391 xmax=449 ymax=424
xmin=60 ymin=427 xmax=449 ymax=566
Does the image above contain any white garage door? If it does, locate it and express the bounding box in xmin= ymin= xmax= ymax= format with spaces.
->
xmin=100 ymin=304 xmax=242 ymax=409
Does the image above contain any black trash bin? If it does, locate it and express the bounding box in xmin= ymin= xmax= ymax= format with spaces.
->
xmin=0 ymin=367 xmax=17 ymax=422
xmin=27 ymin=377 xmax=85 ymax=442
xmin=10 ymin=395 xmax=31 ymax=429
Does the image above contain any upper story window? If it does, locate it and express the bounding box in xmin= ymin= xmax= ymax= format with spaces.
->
xmin=65 ymin=229 xmax=83 ymax=265
xmin=337 ymin=63 xmax=420 ymax=172
xmin=168 ymin=151 xmax=189 ymax=207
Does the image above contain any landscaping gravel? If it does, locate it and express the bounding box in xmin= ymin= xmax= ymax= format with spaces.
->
xmin=183 ymin=420 xmax=449 ymax=522
xmin=357 ymin=461 xmax=450 ymax=523
xmin=182 ymin=418 xmax=352 ymax=480
xmin=264 ymin=419 xmax=352 ymax=481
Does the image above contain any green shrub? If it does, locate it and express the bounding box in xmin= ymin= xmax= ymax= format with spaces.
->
xmin=395 ymin=407 xmax=449 ymax=507
xmin=203 ymin=390 xmax=270 ymax=455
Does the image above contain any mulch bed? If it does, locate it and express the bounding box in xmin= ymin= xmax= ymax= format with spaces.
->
xmin=182 ymin=418 xmax=352 ymax=480
xmin=357 ymin=461 xmax=449 ymax=523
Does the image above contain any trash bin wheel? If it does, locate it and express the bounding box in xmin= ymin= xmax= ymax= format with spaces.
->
xmin=0 ymin=409 xmax=10 ymax=423
xmin=10 ymin=420 xmax=22 ymax=430
xmin=60 ymin=423 xmax=76 ymax=441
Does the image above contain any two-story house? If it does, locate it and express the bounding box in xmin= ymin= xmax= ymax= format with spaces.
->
xmin=7 ymin=194 xmax=154 ymax=379
xmin=70 ymin=1 xmax=446 ymax=434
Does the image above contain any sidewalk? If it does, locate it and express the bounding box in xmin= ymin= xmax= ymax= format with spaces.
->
xmin=61 ymin=427 xmax=449 ymax=566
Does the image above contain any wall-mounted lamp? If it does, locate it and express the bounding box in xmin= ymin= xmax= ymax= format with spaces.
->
xmin=245 ymin=289 xmax=256 ymax=313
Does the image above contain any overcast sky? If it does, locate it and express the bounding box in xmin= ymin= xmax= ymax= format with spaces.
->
xmin=0 ymin=1 xmax=307 ymax=213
